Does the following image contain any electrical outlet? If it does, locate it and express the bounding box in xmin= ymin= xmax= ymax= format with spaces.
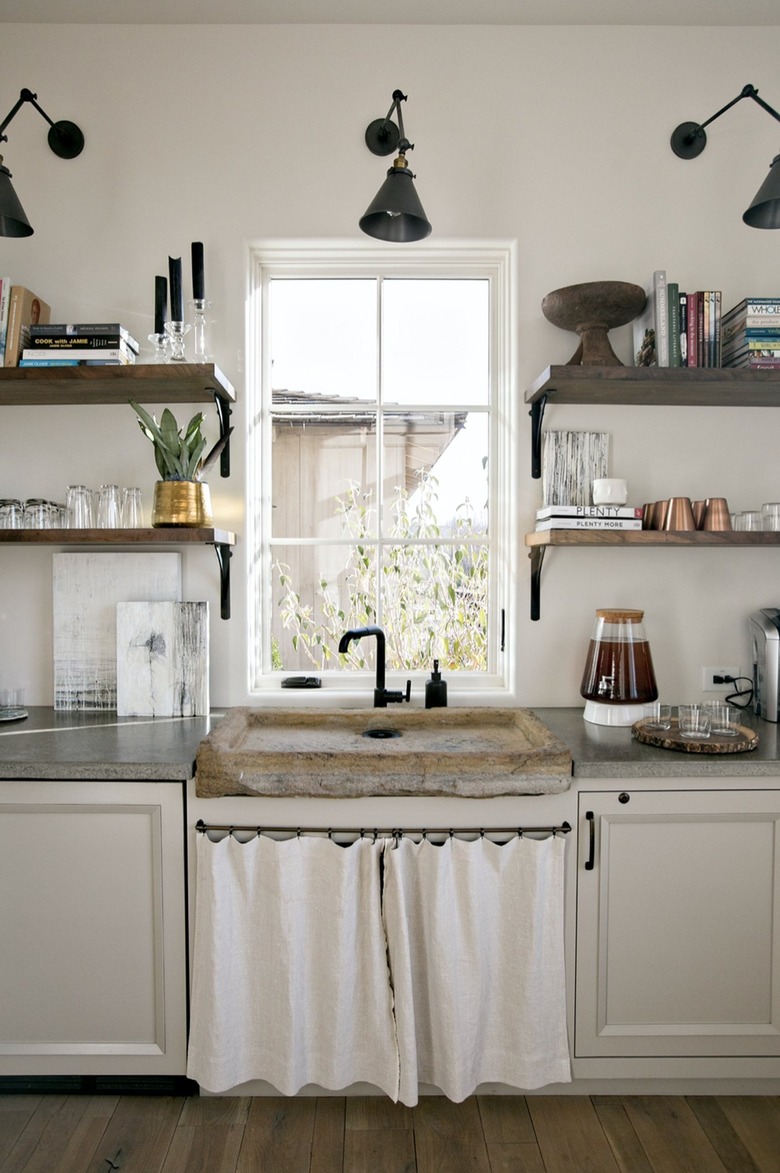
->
xmin=702 ymin=666 xmax=741 ymax=692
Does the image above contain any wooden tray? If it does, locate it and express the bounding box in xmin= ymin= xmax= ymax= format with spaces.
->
xmin=632 ymin=717 xmax=758 ymax=754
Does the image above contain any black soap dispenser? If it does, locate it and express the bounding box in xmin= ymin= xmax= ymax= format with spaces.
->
xmin=425 ymin=659 xmax=448 ymax=708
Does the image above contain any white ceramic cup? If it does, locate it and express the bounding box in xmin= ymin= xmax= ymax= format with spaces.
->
xmin=592 ymin=478 xmax=628 ymax=506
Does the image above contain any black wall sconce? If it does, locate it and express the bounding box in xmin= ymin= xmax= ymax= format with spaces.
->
xmin=671 ymin=83 xmax=780 ymax=229
xmin=0 ymin=88 xmax=85 ymax=237
xmin=359 ymin=89 xmax=431 ymax=243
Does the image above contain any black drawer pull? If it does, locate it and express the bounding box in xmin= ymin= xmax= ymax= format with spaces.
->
xmin=585 ymin=810 xmax=595 ymax=870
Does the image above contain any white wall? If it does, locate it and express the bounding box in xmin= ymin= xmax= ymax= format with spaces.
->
xmin=2 ymin=22 xmax=780 ymax=707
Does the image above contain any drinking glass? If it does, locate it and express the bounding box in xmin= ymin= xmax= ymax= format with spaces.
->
xmin=678 ymin=704 xmax=711 ymax=740
xmin=644 ymin=702 xmax=672 ymax=730
xmin=97 ymin=484 xmax=121 ymax=528
xmin=734 ymin=510 xmax=762 ymax=531
xmin=0 ymin=499 xmax=23 ymax=529
xmin=762 ymin=502 xmax=780 ymax=531
xmin=24 ymin=498 xmax=51 ymax=528
xmin=122 ymin=487 xmax=143 ymax=528
xmin=707 ymin=701 xmax=739 ymax=737
xmin=66 ymin=485 xmax=94 ymax=529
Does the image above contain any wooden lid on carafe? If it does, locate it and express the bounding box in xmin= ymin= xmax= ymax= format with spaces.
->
xmin=595 ymin=609 xmax=644 ymax=622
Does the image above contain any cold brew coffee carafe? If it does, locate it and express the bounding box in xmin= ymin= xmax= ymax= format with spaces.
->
xmin=580 ymin=608 xmax=658 ymax=725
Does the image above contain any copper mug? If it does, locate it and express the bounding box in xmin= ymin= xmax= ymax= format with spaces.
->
xmin=701 ymin=497 xmax=732 ymax=531
xmin=664 ymin=497 xmax=696 ymax=531
xmin=646 ymin=500 xmax=668 ymax=530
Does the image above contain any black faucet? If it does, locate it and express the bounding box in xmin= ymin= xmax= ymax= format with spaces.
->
xmin=337 ymin=625 xmax=411 ymax=708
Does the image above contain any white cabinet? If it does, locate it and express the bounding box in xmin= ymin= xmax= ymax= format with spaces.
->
xmin=575 ymin=787 xmax=780 ymax=1068
xmin=0 ymin=780 xmax=187 ymax=1076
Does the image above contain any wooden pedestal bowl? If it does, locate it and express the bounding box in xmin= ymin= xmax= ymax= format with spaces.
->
xmin=542 ymin=280 xmax=647 ymax=366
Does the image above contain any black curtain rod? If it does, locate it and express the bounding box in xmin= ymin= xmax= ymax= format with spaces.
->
xmin=195 ymin=819 xmax=571 ymax=839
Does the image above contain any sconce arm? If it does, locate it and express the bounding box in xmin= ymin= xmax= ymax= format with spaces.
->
xmin=365 ymin=89 xmax=413 ymax=156
xmin=0 ymin=87 xmax=83 ymax=159
xmin=672 ymin=83 xmax=780 ymax=160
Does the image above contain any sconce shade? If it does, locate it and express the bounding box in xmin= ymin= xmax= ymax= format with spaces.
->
xmin=743 ymin=154 xmax=780 ymax=228
xmin=0 ymin=164 xmax=33 ymax=237
xmin=359 ymin=164 xmax=432 ymax=243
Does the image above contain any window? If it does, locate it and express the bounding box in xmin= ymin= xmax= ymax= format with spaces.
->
xmin=248 ymin=243 xmax=515 ymax=696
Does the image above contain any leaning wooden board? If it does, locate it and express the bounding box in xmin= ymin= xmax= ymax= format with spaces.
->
xmin=632 ymin=717 xmax=758 ymax=753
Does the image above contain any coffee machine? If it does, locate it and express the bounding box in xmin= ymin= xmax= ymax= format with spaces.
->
xmin=749 ymin=608 xmax=780 ymax=722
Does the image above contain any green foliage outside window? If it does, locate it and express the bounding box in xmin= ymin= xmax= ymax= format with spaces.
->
xmin=274 ymin=471 xmax=488 ymax=672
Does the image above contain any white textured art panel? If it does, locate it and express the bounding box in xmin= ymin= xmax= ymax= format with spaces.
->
xmin=116 ymin=601 xmax=210 ymax=717
xmin=53 ymin=553 xmax=182 ymax=710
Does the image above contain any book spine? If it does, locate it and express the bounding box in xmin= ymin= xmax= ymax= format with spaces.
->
xmin=723 ymin=299 xmax=780 ymax=320
xmin=687 ymin=291 xmax=699 ymax=367
xmin=654 ymin=271 xmax=669 ymax=366
xmin=713 ymin=290 xmax=721 ymax=367
xmin=18 ymin=358 xmax=82 ymax=367
xmin=722 ymin=357 xmax=780 ymax=369
xmin=28 ymin=335 xmax=134 ymax=352
xmin=722 ymin=339 xmax=780 ymax=353
xmin=536 ymin=506 xmax=643 ymax=519
xmin=535 ymin=518 xmax=643 ymax=531
xmin=679 ymin=292 xmax=688 ymax=366
xmin=667 ymin=283 xmax=681 ymax=367
xmin=0 ymin=279 xmax=10 ymax=369
xmin=21 ymin=347 xmax=134 ymax=363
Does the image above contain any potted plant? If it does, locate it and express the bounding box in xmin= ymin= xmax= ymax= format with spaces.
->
xmin=129 ymin=400 xmax=230 ymax=527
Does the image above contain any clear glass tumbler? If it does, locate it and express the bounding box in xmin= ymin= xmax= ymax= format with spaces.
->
xmin=678 ymin=704 xmax=711 ymax=740
xmin=97 ymin=484 xmax=121 ymax=528
xmin=0 ymin=499 xmax=23 ymax=529
xmin=121 ymin=487 xmax=143 ymax=528
xmin=66 ymin=485 xmax=94 ymax=529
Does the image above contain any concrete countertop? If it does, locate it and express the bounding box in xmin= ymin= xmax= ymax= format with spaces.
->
xmin=0 ymin=706 xmax=778 ymax=783
xmin=531 ymin=707 xmax=780 ymax=778
xmin=0 ymin=708 xmax=222 ymax=780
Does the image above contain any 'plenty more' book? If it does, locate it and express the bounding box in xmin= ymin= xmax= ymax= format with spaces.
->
xmin=535 ymin=517 xmax=643 ymax=531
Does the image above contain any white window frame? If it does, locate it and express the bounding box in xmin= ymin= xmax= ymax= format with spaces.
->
xmin=246 ymin=240 xmax=518 ymax=703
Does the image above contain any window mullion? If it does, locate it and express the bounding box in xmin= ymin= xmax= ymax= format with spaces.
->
xmin=376 ymin=275 xmax=385 ymax=631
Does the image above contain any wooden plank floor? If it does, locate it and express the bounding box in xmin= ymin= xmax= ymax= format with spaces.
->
xmin=0 ymin=1094 xmax=778 ymax=1172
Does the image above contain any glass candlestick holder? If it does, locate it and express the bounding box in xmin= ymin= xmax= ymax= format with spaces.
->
xmin=147 ymin=332 xmax=169 ymax=363
xmin=165 ymin=320 xmax=191 ymax=363
xmin=190 ymin=298 xmax=213 ymax=363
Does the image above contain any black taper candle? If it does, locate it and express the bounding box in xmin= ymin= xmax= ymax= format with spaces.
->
xmin=192 ymin=241 xmax=205 ymax=300
xmin=155 ymin=275 xmax=168 ymax=334
xmin=169 ymin=256 xmax=183 ymax=321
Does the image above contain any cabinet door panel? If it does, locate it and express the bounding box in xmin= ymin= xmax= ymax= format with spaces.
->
xmin=0 ymin=781 xmax=186 ymax=1075
xmin=576 ymin=790 xmax=780 ymax=1058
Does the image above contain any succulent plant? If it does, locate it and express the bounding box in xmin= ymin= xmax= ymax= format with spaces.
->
xmin=129 ymin=400 xmax=230 ymax=482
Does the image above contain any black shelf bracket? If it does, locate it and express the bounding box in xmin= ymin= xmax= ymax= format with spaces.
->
xmin=213 ymin=542 xmax=233 ymax=620
xmin=530 ymin=393 xmax=547 ymax=479
xmin=214 ymin=393 xmax=232 ymax=478
xmin=529 ymin=545 xmax=546 ymax=621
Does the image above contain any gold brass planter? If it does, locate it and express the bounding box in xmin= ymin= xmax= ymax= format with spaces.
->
xmin=152 ymin=480 xmax=213 ymax=527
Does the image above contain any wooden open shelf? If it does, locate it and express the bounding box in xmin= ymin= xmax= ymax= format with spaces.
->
xmin=0 ymin=362 xmax=235 ymax=405
xmin=0 ymin=527 xmax=235 ymax=545
xmin=525 ymin=530 xmax=780 ymax=549
xmin=525 ymin=364 xmax=780 ymax=408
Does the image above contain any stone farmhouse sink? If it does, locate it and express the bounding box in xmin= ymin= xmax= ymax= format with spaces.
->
xmin=195 ymin=707 xmax=572 ymax=798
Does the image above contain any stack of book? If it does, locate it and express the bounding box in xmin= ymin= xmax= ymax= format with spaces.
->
xmin=19 ymin=323 xmax=140 ymax=367
xmin=721 ymin=298 xmax=780 ymax=370
xmin=632 ymin=272 xmax=722 ymax=367
xmin=535 ymin=505 xmax=643 ymax=532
